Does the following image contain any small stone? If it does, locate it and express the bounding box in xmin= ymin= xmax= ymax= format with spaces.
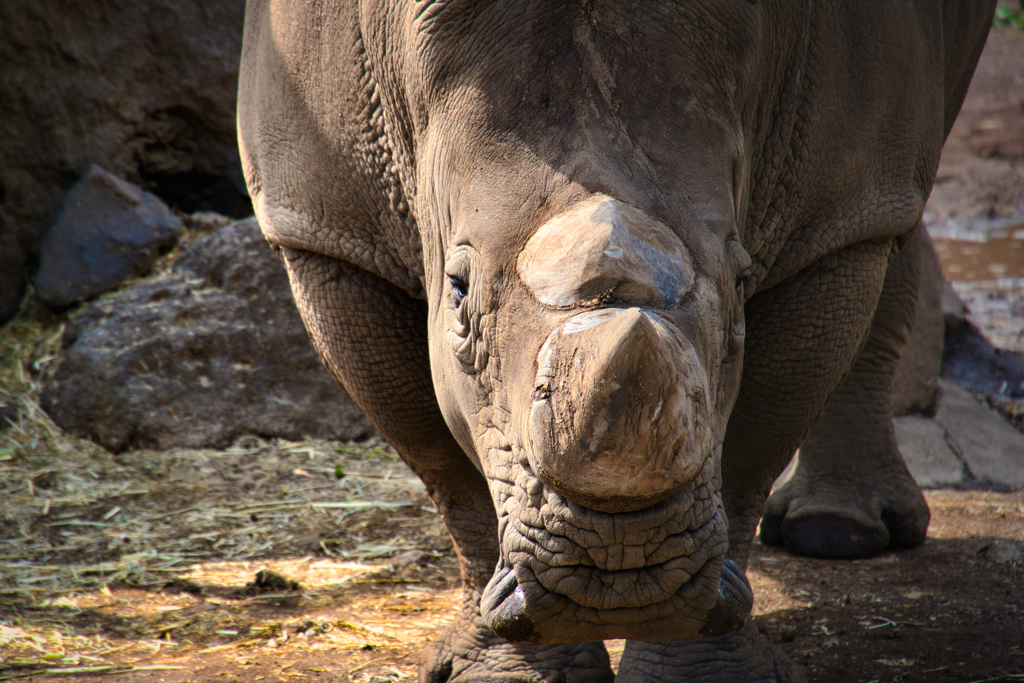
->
xmin=389 ymin=550 xmax=426 ymax=568
xmin=979 ymin=540 xmax=1022 ymax=564
xmin=34 ymin=166 xmax=183 ymax=307
xmin=243 ymin=569 xmax=300 ymax=595
xmin=186 ymin=211 xmax=234 ymax=233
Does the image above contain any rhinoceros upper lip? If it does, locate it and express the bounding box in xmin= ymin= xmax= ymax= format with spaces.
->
xmin=504 ymin=459 xmax=719 ymax=556
xmin=480 ymin=460 xmax=737 ymax=642
xmin=504 ymin=469 xmax=720 ymax=609
xmin=481 ymin=556 xmax=752 ymax=643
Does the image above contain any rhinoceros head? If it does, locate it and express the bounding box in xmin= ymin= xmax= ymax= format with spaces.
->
xmin=379 ymin=0 xmax=763 ymax=644
xmin=429 ymin=190 xmax=752 ymax=642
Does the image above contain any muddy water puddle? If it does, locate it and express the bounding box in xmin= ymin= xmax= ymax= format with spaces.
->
xmin=930 ymin=222 xmax=1024 ymax=353
xmin=932 ymin=227 xmax=1024 ymax=282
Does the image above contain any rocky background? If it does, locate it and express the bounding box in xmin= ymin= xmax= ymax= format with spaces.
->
xmin=0 ymin=0 xmax=250 ymax=323
xmin=38 ymin=216 xmax=374 ymax=451
xmin=0 ymin=0 xmax=376 ymax=446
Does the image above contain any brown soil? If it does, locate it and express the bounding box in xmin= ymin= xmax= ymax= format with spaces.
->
xmin=753 ymin=492 xmax=1024 ymax=683
xmin=2 ymin=488 xmax=1021 ymax=683
xmin=3 ymin=20 xmax=1024 ymax=683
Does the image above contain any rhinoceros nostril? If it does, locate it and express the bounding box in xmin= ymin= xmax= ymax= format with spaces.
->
xmin=481 ymin=565 xmax=536 ymax=642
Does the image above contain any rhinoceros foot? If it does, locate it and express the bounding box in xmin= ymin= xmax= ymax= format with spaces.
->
xmin=759 ymin=459 xmax=928 ymax=559
xmin=419 ymin=602 xmax=613 ymax=683
xmin=615 ymin=622 xmax=804 ymax=683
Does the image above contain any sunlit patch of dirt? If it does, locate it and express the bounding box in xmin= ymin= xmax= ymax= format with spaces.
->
xmin=1 ymin=300 xmax=460 ymax=681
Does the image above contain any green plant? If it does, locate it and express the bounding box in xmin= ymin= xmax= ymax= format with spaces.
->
xmin=995 ymin=2 xmax=1024 ymax=29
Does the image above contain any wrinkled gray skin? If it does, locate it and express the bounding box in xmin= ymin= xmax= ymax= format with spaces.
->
xmin=238 ymin=2 xmax=993 ymax=680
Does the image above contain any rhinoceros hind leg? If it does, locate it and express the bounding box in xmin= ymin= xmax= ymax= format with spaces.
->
xmin=758 ymin=230 xmax=930 ymax=559
xmin=615 ymin=622 xmax=804 ymax=683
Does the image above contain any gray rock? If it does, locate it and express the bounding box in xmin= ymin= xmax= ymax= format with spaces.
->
xmin=894 ymin=416 xmax=965 ymax=488
xmin=979 ymin=540 xmax=1022 ymax=565
xmin=0 ymin=0 xmax=248 ymax=325
xmin=34 ymin=166 xmax=183 ymax=307
xmin=934 ymin=380 xmax=1024 ymax=489
xmin=942 ymin=318 xmax=1024 ymax=405
xmin=893 ymin=231 xmax=944 ymax=416
xmin=40 ymin=218 xmax=375 ymax=451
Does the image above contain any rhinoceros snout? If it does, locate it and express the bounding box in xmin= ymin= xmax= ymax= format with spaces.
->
xmin=529 ymin=306 xmax=711 ymax=513
xmin=518 ymin=194 xmax=712 ymax=513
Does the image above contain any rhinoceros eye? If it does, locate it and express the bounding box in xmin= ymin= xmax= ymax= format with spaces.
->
xmin=735 ymin=268 xmax=751 ymax=298
xmin=449 ymin=275 xmax=468 ymax=307
xmin=444 ymin=246 xmax=489 ymax=374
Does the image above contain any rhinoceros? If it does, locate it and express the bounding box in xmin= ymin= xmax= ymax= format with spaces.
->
xmin=237 ymin=1 xmax=994 ymax=680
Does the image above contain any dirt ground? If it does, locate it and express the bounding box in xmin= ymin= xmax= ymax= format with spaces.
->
xmin=2 ymin=20 xmax=1024 ymax=683
xmin=925 ymin=28 xmax=1024 ymax=227
xmin=1 ymin=420 xmax=1022 ymax=683
xmin=1 ymin=441 xmax=1021 ymax=683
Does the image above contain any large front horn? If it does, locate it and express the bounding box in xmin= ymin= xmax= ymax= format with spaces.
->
xmin=529 ymin=306 xmax=708 ymax=513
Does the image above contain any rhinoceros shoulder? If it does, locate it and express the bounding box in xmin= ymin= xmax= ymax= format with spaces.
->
xmin=238 ymin=0 xmax=425 ymax=298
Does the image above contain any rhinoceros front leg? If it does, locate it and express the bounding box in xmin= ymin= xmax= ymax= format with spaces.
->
xmin=278 ymin=248 xmax=613 ymax=683
xmin=616 ymin=622 xmax=801 ymax=683
xmin=758 ymin=228 xmax=930 ymax=559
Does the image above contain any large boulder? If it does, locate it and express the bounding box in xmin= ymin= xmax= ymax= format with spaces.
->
xmin=0 ymin=0 xmax=248 ymax=324
xmin=942 ymin=317 xmax=1024 ymax=408
xmin=40 ymin=218 xmax=375 ymax=451
xmin=34 ymin=166 xmax=183 ymax=308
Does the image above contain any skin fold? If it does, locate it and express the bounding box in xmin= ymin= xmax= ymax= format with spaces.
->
xmin=237 ymin=1 xmax=995 ymax=680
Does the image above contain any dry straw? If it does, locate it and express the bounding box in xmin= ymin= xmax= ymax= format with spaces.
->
xmin=1 ymin=299 xmax=458 ymax=680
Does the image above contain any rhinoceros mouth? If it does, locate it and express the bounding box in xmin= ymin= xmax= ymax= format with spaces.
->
xmin=481 ymin=460 xmax=748 ymax=643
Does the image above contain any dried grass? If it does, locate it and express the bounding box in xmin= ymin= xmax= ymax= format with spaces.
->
xmin=1 ymin=302 xmax=459 ymax=680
